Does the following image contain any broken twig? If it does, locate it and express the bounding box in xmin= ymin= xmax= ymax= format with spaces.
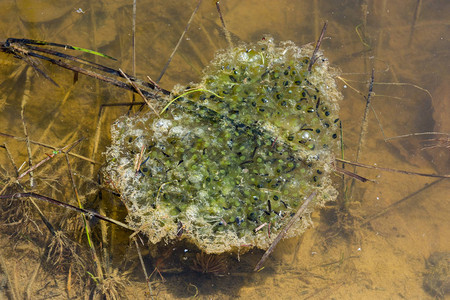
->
xmin=216 ymin=1 xmax=233 ymax=49
xmin=0 ymin=193 xmax=135 ymax=231
xmin=335 ymin=158 xmax=450 ymax=178
xmin=254 ymin=192 xmax=316 ymax=272
xmin=157 ymin=0 xmax=202 ymax=83
xmin=308 ymin=21 xmax=328 ymax=72
xmin=119 ymin=68 xmax=159 ymax=116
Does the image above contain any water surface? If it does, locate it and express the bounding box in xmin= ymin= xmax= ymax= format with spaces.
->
xmin=0 ymin=0 xmax=448 ymax=299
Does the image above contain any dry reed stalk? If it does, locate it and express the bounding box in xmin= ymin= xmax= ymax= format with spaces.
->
xmin=347 ymin=69 xmax=375 ymax=200
xmin=157 ymin=0 xmax=203 ymax=83
xmin=215 ymin=1 xmax=233 ymax=49
xmin=0 ymin=192 xmax=135 ymax=230
xmin=335 ymin=158 xmax=450 ymax=179
xmin=361 ymin=178 xmax=444 ymax=226
xmin=254 ymin=192 xmax=316 ymax=272
xmin=119 ymin=68 xmax=159 ymax=116
xmin=0 ymin=131 xmax=98 ymax=164
xmin=354 ymin=68 xmax=375 ymax=165
xmin=385 ymin=132 xmax=449 ymax=141
xmin=2 ymin=143 xmax=19 ymax=177
xmin=308 ymin=21 xmax=328 ymax=72
xmin=133 ymin=237 xmax=154 ymax=299
xmin=17 ymin=138 xmax=83 ymax=180
xmin=20 ymin=67 xmax=34 ymax=187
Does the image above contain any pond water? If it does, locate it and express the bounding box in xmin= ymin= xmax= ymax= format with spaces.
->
xmin=0 ymin=0 xmax=448 ymax=299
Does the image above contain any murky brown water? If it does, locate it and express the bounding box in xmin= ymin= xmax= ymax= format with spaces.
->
xmin=0 ymin=0 xmax=449 ymax=299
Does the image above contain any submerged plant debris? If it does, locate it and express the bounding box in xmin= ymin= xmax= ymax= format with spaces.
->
xmin=105 ymin=37 xmax=342 ymax=253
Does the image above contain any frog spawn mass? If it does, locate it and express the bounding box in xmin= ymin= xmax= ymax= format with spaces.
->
xmin=105 ymin=38 xmax=342 ymax=254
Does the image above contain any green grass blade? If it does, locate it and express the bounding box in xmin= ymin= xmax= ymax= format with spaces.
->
xmin=7 ymin=38 xmax=116 ymax=60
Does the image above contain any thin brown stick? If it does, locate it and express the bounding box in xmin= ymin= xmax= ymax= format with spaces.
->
xmin=134 ymin=145 xmax=145 ymax=173
xmin=1 ymin=39 xmax=171 ymax=96
xmin=0 ymin=131 xmax=98 ymax=164
xmin=17 ymin=138 xmax=83 ymax=180
xmin=308 ymin=21 xmax=328 ymax=72
xmin=373 ymin=81 xmax=432 ymax=102
xmin=2 ymin=143 xmax=19 ymax=177
xmin=335 ymin=158 xmax=450 ymax=178
xmin=101 ymin=101 xmax=146 ymax=108
xmin=361 ymin=178 xmax=443 ymax=226
xmin=355 ymin=68 xmax=375 ymax=164
xmin=216 ymin=1 xmax=233 ymax=49
xmin=385 ymin=131 xmax=449 ymax=141
xmin=0 ymin=192 xmax=135 ymax=231
xmin=67 ymin=266 xmax=72 ymax=298
xmin=254 ymin=192 xmax=316 ymax=272
xmin=20 ymin=67 xmax=34 ymax=187
xmin=146 ymin=76 xmax=162 ymax=92
xmin=119 ymin=68 xmax=159 ymax=116
xmin=349 ymin=69 xmax=375 ymax=196
xmin=64 ymin=145 xmax=85 ymax=208
xmin=253 ymin=222 xmax=268 ymax=233
xmin=30 ymin=196 xmax=56 ymax=235
xmin=157 ymin=0 xmax=202 ymax=83
xmin=133 ymin=237 xmax=154 ymax=299
xmin=91 ymin=98 xmax=108 ymax=176
xmin=334 ymin=165 xmax=371 ymax=182
xmin=0 ymin=179 xmax=12 ymax=195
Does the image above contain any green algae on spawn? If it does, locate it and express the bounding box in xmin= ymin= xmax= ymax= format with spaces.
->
xmin=105 ymin=37 xmax=342 ymax=254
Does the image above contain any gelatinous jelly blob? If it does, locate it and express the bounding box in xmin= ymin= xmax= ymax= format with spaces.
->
xmin=105 ymin=37 xmax=341 ymax=253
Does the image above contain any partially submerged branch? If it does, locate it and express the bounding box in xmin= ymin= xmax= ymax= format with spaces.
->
xmin=336 ymin=158 xmax=450 ymax=179
xmin=308 ymin=21 xmax=328 ymax=72
xmin=334 ymin=164 xmax=371 ymax=182
xmin=0 ymin=193 xmax=135 ymax=231
xmin=0 ymin=38 xmax=170 ymax=99
xmin=254 ymin=192 xmax=316 ymax=272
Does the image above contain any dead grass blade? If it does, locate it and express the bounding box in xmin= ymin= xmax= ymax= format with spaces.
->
xmin=335 ymin=158 xmax=450 ymax=178
xmin=254 ymin=192 xmax=316 ymax=272
xmin=157 ymin=0 xmax=203 ymax=83
xmin=0 ymin=193 xmax=135 ymax=231
xmin=308 ymin=21 xmax=328 ymax=72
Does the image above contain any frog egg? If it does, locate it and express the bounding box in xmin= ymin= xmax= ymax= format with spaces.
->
xmin=104 ymin=37 xmax=341 ymax=254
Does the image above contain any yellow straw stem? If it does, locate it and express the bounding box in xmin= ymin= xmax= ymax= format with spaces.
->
xmin=160 ymin=88 xmax=223 ymax=114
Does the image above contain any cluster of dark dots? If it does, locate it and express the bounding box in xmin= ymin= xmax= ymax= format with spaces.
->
xmin=121 ymin=112 xmax=325 ymax=234
xmin=193 ymin=47 xmax=340 ymax=156
xmin=107 ymin=39 xmax=341 ymax=250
